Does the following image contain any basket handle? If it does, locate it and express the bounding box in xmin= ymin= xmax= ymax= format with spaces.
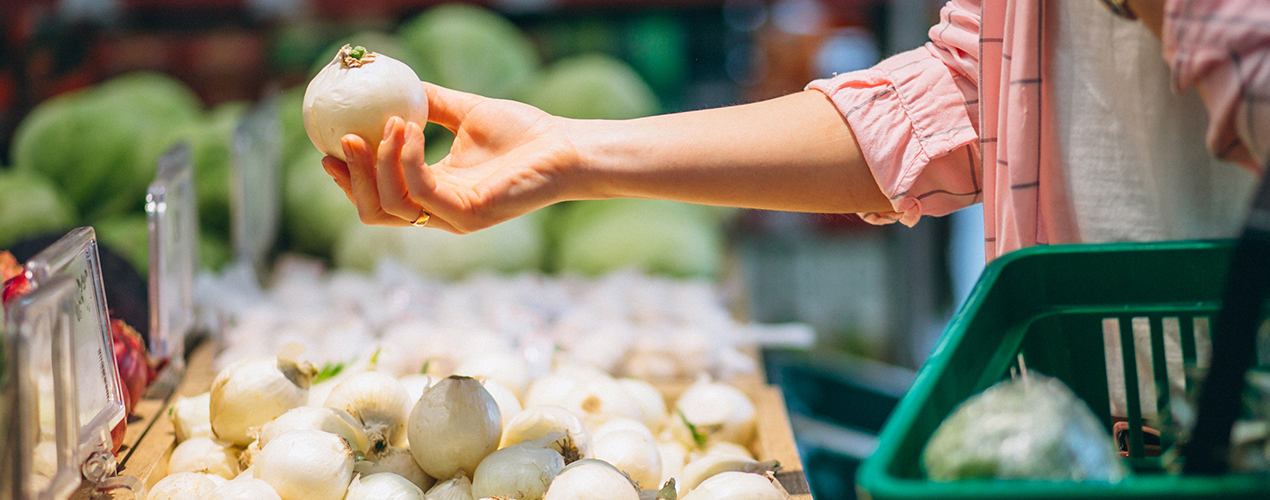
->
xmin=1182 ymin=162 xmax=1270 ymax=474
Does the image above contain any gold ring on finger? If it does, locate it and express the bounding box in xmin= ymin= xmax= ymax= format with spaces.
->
xmin=411 ymin=208 xmax=431 ymax=227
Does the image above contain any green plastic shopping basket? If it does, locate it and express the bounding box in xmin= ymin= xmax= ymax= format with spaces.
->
xmin=855 ymin=240 xmax=1270 ymax=500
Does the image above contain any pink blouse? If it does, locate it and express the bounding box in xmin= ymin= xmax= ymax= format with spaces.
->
xmin=808 ymin=0 xmax=1269 ymax=261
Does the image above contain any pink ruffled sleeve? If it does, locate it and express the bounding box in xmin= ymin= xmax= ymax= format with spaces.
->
xmin=1163 ymin=0 xmax=1270 ymax=171
xmin=807 ymin=0 xmax=984 ymax=226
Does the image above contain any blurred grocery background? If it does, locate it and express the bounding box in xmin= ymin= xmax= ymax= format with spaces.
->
xmin=0 ymin=0 xmax=981 ymax=497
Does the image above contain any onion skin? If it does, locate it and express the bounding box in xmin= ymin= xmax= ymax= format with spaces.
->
xmin=303 ymin=44 xmax=428 ymax=162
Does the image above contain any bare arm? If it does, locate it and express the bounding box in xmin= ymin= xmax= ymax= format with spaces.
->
xmin=324 ymin=84 xmax=890 ymax=233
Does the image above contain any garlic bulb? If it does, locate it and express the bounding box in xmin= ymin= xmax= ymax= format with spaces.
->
xmin=344 ymin=472 xmax=425 ymax=500
xmin=255 ymin=429 xmax=355 ymax=500
xmin=304 ymin=44 xmax=428 ymax=162
xmin=471 ymin=435 xmax=565 ymax=500
xmin=680 ymin=471 xmax=790 ymax=500
xmin=354 ymin=446 xmax=435 ymax=492
xmin=425 ymin=473 xmax=474 ymax=500
xmin=203 ymin=476 xmax=283 ymax=500
xmin=210 ymin=349 xmax=317 ymax=447
xmin=481 ymin=378 xmax=523 ymax=428
xmin=167 ymin=436 xmax=240 ymax=480
xmin=325 ymin=371 xmax=412 ymax=454
xmin=669 ymin=377 xmax=755 ymax=449
xmin=678 ymin=454 xmax=779 ymax=494
xmin=617 ymin=378 xmax=667 ymax=433
xmin=170 ymin=392 xmax=213 ymax=443
xmin=542 ymin=459 xmax=640 ymax=500
xmin=407 ymin=375 xmax=502 ymax=479
xmin=148 ymin=472 xmax=219 ymax=500
xmin=591 ymin=429 xmax=662 ymax=489
xmin=256 ymin=406 xmax=371 ymax=455
xmin=500 ymin=405 xmax=593 ymax=462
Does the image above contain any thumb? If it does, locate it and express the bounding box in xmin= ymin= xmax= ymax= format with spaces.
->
xmin=423 ymin=82 xmax=484 ymax=133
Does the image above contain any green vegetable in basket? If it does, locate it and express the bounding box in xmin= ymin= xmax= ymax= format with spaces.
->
xmin=922 ymin=371 xmax=1128 ymax=482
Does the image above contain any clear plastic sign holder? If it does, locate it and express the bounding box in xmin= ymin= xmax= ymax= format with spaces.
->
xmin=146 ymin=143 xmax=198 ymax=393
xmin=230 ymin=95 xmax=282 ymax=281
xmin=0 ymin=322 xmax=14 ymax=500
xmin=20 ymin=228 xmax=141 ymax=499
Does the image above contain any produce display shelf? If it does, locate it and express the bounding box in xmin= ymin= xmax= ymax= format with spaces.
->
xmin=98 ymin=341 xmax=811 ymax=498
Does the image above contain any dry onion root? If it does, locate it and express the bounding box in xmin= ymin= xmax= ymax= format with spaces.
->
xmin=303 ymin=44 xmax=428 ymax=161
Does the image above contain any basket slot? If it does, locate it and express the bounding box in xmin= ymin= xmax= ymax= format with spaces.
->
xmin=1194 ymin=316 xmax=1212 ymax=370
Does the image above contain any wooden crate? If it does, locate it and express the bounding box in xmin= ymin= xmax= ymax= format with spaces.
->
xmin=104 ymin=342 xmax=811 ymax=498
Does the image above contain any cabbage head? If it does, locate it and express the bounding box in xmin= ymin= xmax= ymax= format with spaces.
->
xmin=283 ymin=148 xmax=361 ymax=257
xmin=552 ymin=199 xmax=722 ymax=279
xmin=398 ymin=3 xmax=539 ymax=99
xmin=522 ymin=54 xmax=659 ymax=120
xmin=12 ymin=72 xmax=202 ymax=222
xmin=0 ymin=169 xmax=75 ymax=248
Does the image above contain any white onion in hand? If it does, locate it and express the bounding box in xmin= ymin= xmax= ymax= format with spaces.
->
xmin=303 ymin=44 xmax=428 ymax=161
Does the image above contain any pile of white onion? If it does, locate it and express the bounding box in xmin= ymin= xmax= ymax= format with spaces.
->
xmin=158 ymin=344 xmax=786 ymax=500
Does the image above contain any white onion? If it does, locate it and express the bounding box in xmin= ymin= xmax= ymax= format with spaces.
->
xmin=407 ymin=376 xmax=502 ymax=479
xmin=398 ymin=374 xmax=434 ymax=408
xmin=470 ymin=434 xmax=564 ymax=500
xmin=256 ymin=406 xmax=370 ymax=455
xmin=617 ymin=378 xmax=667 ymax=433
xmin=425 ymin=473 xmax=474 ymax=500
xmin=500 ymin=405 xmax=593 ymax=462
xmin=680 ymin=471 xmax=790 ymax=500
xmin=690 ymin=441 xmax=754 ymax=461
xmin=203 ymin=476 xmax=282 ymax=500
xmin=167 ymin=437 xmax=240 ymax=480
xmin=591 ymin=429 xmax=662 ymax=489
xmin=354 ymin=446 xmax=435 ymax=492
xmin=147 ymin=472 xmax=218 ymax=500
xmin=678 ymin=454 xmax=779 ymax=494
xmin=255 ymin=429 xmax=355 ymax=500
xmin=210 ymin=348 xmax=317 ymax=447
xmin=542 ymin=459 xmax=640 ymax=500
xmin=524 ymin=365 xmax=643 ymax=431
xmin=303 ymin=44 xmax=428 ymax=162
xmin=481 ymin=378 xmax=523 ymax=429
xmin=669 ymin=376 xmax=756 ymax=449
xmin=324 ymin=371 xmax=412 ymax=454
xmin=344 ymin=472 xmax=425 ymax=500
xmin=591 ymin=417 xmax=654 ymax=443
xmin=656 ymin=439 xmax=688 ymax=487
xmin=170 ymin=392 xmax=213 ymax=443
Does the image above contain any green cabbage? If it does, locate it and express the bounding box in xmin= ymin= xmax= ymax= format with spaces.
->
xmin=552 ymin=199 xmax=722 ymax=278
xmin=0 ymin=169 xmax=75 ymax=248
xmin=12 ymin=72 xmax=202 ymax=222
xmin=283 ymin=148 xmax=361 ymax=257
xmin=522 ymin=54 xmax=660 ymax=120
xmin=187 ymin=101 xmax=249 ymax=240
xmin=922 ymin=372 xmax=1129 ymax=482
xmin=398 ymin=3 xmax=539 ymax=99
xmin=277 ymin=85 xmax=310 ymax=171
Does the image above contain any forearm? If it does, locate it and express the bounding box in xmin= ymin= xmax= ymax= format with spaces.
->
xmin=566 ymin=90 xmax=892 ymax=214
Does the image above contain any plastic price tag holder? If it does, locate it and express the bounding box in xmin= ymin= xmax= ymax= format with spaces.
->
xmin=6 ymin=275 xmax=83 ymax=500
xmin=0 ymin=320 xmax=15 ymax=500
xmin=230 ymin=96 xmax=282 ymax=278
xmin=146 ymin=143 xmax=198 ymax=391
xmin=21 ymin=228 xmax=138 ymax=497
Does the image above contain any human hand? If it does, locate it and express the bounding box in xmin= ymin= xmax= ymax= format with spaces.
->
xmin=321 ymin=82 xmax=584 ymax=234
